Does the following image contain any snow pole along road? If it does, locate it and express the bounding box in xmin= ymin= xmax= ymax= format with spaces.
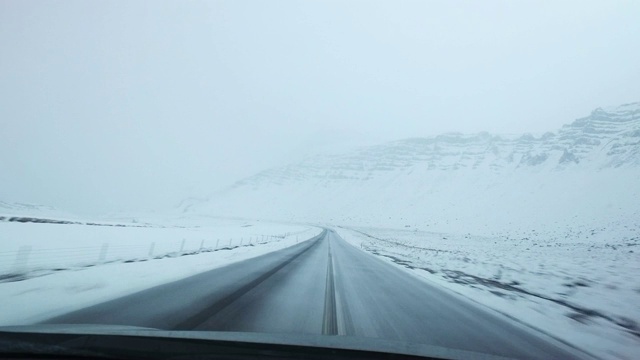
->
xmin=44 ymin=229 xmax=588 ymax=359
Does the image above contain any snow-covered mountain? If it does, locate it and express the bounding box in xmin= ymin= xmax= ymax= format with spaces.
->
xmin=187 ymin=102 xmax=640 ymax=234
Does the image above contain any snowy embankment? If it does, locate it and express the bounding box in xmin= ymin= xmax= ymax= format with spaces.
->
xmin=335 ymin=224 xmax=639 ymax=360
xmin=0 ymin=216 xmax=321 ymax=325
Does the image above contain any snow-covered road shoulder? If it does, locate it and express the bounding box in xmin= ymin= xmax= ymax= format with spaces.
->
xmin=335 ymin=225 xmax=639 ymax=360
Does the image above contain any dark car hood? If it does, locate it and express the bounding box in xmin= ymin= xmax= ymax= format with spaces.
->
xmin=0 ymin=324 xmax=515 ymax=360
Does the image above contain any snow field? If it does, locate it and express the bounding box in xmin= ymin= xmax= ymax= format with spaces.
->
xmin=335 ymin=225 xmax=640 ymax=360
xmin=0 ymin=217 xmax=315 ymax=278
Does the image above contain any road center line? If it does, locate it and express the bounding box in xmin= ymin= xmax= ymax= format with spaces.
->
xmin=322 ymin=238 xmax=338 ymax=335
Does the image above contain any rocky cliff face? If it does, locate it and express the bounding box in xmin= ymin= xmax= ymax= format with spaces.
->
xmin=235 ymin=102 xmax=639 ymax=189
xmin=560 ymin=102 xmax=640 ymax=167
xmin=186 ymin=102 xmax=640 ymax=233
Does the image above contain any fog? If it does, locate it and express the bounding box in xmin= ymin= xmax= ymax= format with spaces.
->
xmin=1 ymin=0 xmax=639 ymax=214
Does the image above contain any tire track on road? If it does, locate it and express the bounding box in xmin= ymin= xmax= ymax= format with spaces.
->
xmin=322 ymin=238 xmax=338 ymax=335
xmin=174 ymin=234 xmax=324 ymax=330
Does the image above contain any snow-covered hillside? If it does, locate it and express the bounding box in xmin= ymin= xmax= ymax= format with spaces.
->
xmin=0 ymin=201 xmax=76 ymax=219
xmin=187 ymin=102 xmax=640 ymax=235
xmin=184 ymin=102 xmax=640 ymax=358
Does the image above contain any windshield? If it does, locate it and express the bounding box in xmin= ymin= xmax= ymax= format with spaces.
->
xmin=1 ymin=1 xmax=638 ymax=359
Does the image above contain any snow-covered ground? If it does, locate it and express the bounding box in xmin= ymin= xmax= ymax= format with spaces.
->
xmin=0 ymin=214 xmax=316 ymax=277
xmin=0 ymin=215 xmax=321 ymax=325
xmin=335 ymin=224 xmax=640 ymax=360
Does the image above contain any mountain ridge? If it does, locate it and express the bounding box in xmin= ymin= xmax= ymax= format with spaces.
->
xmin=235 ymin=101 xmax=640 ymax=188
xmin=187 ymin=102 xmax=640 ymax=234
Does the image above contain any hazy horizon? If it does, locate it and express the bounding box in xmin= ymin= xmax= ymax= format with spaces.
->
xmin=2 ymin=1 xmax=639 ymax=214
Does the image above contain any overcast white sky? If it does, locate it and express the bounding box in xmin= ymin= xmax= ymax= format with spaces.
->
xmin=1 ymin=0 xmax=639 ymax=214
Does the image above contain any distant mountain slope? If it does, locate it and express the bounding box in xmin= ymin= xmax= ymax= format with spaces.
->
xmin=0 ymin=201 xmax=65 ymax=218
xmin=187 ymin=102 xmax=640 ymax=234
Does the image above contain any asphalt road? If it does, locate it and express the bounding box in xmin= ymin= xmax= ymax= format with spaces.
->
xmin=44 ymin=229 xmax=586 ymax=359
